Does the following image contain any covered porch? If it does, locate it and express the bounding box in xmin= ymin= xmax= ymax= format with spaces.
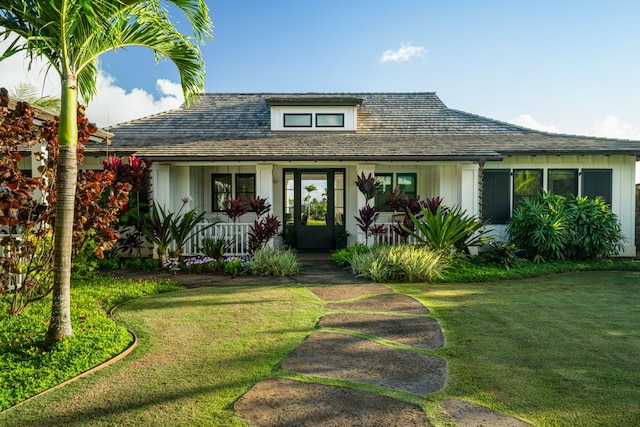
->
xmin=150 ymin=160 xmax=482 ymax=256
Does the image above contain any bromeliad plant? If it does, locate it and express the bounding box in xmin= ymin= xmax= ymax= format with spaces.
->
xmin=142 ymin=197 xmax=216 ymax=268
xmin=404 ymin=204 xmax=492 ymax=254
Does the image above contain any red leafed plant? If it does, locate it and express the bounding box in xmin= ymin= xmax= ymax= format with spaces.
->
xmin=224 ymin=197 xmax=248 ymax=222
xmin=0 ymin=100 xmax=130 ymax=315
xmin=247 ymin=197 xmax=281 ymax=254
xmin=248 ymin=214 xmax=281 ymax=254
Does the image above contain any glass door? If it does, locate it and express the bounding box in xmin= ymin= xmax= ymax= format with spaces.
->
xmin=283 ymin=169 xmax=345 ymax=250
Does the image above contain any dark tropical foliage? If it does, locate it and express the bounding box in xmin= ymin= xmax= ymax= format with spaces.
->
xmin=507 ymin=192 xmax=623 ymax=262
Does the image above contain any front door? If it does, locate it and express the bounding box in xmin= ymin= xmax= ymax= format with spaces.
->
xmin=283 ymin=169 xmax=345 ymax=250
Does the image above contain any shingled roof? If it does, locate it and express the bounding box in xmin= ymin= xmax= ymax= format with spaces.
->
xmin=106 ymin=93 xmax=640 ymax=160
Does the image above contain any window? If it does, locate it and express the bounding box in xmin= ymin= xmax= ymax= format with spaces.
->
xmin=236 ymin=174 xmax=256 ymax=208
xmin=316 ymin=113 xmax=344 ymax=127
xmin=397 ymin=173 xmax=417 ymax=199
xmin=283 ymin=113 xmax=312 ymax=127
xmin=374 ymin=173 xmax=393 ymax=211
xmin=212 ymin=174 xmax=231 ymax=211
xmin=513 ymin=169 xmax=542 ymax=208
xmin=482 ymin=169 xmax=510 ymax=224
xmin=481 ymin=167 xmax=614 ymax=224
xmin=334 ymin=171 xmax=345 ymax=225
xmin=582 ymin=169 xmax=612 ymax=204
xmin=548 ymin=169 xmax=578 ymax=197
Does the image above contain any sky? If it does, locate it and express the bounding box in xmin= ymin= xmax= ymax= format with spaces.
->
xmin=1 ymin=1 xmax=640 ymax=140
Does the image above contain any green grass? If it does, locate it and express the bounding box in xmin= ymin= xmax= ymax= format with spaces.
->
xmin=395 ymin=271 xmax=640 ymax=426
xmin=2 ymin=270 xmax=640 ymax=426
xmin=0 ymin=284 xmax=323 ymax=426
xmin=0 ymin=276 xmax=181 ymax=411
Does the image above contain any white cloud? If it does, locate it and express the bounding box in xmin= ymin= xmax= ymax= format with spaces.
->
xmin=509 ymin=114 xmax=561 ymax=133
xmin=85 ymin=72 xmax=184 ymax=127
xmin=587 ymin=114 xmax=640 ymax=140
xmin=0 ymin=38 xmax=60 ymax=99
xmin=380 ymin=42 xmax=426 ymax=63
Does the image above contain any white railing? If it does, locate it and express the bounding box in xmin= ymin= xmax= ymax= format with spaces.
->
xmin=373 ymin=222 xmax=422 ymax=245
xmin=182 ymin=222 xmax=251 ymax=256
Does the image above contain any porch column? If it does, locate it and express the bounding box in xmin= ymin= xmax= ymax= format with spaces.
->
xmin=152 ymin=164 xmax=171 ymax=209
xmin=256 ymin=164 xmax=274 ymax=203
xmin=355 ymin=164 xmax=376 ymax=245
xmin=173 ymin=165 xmax=190 ymax=211
xmin=460 ymin=163 xmax=480 ymax=218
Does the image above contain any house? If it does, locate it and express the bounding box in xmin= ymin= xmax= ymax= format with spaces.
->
xmin=103 ymin=92 xmax=640 ymax=257
xmin=2 ymin=96 xmax=111 ymax=176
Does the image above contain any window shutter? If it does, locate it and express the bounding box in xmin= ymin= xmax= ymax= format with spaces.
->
xmin=483 ymin=169 xmax=511 ymax=224
xmin=582 ymin=169 xmax=612 ymax=204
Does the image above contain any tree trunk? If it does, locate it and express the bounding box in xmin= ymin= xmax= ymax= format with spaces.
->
xmin=45 ymin=75 xmax=78 ymax=347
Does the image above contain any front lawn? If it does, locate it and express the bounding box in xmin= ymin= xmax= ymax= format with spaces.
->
xmin=398 ymin=271 xmax=640 ymax=426
xmin=1 ymin=271 xmax=639 ymax=426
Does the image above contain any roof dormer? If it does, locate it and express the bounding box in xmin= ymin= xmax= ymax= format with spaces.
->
xmin=266 ymin=96 xmax=362 ymax=132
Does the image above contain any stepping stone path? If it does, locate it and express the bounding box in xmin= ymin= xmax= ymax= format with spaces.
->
xmin=235 ymin=284 xmax=445 ymax=426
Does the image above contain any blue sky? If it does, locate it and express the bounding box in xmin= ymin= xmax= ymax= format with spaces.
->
xmin=2 ymin=1 xmax=640 ymax=138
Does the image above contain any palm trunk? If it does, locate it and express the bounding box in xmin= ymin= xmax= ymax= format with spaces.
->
xmin=45 ymin=75 xmax=78 ymax=347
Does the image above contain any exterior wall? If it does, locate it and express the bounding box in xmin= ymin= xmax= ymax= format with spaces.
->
xmin=148 ymin=154 xmax=636 ymax=257
xmin=483 ymin=155 xmax=636 ymax=257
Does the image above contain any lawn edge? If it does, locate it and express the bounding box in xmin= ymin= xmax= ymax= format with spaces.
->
xmin=1 ymin=302 xmax=139 ymax=413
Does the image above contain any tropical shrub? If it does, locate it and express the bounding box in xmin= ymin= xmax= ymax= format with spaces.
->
xmin=350 ymin=244 xmax=448 ymax=283
xmin=248 ymin=196 xmax=281 ymax=254
xmin=354 ymin=173 xmax=382 ymax=245
xmin=355 ymin=205 xmax=379 ymax=244
xmin=222 ymin=256 xmax=248 ymax=277
xmin=508 ymin=192 xmax=623 ymax=261
xmin=199 ymin=236 xmax=232 ymax=261
xmin=1 ymin=102 xmax=130 ymax=315
xmin=330 ymin=243 xmax=371 ymax=267
xmin=566 ymin=195 xmax=623 ymax=259
xmin=478 ymin=241 xmax=526 ymax=270
xmin=249 ymin=247 xmax=299 ymax=276
xmin=404 ymin=204 xmax=491 ymax=253
xmin=169 ymin=198 xmax=216 ymax=257
xmin=142 ymin=203 xmax=175 ymax=266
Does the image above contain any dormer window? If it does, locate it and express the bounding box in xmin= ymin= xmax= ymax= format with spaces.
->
xmin=267 ymin=96 xmax=361 ymax=132
xmin=284 ymin=113 xmax=312 ymax=127
xmin=316 ymin=113 xmax=344 ymax=127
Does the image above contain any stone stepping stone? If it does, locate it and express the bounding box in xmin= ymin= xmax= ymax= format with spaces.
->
xmin=441 ymin=399 xmax=533 ymax=427
xmin=308 ymin=284 xmax=393 ymax=301
xmin=319 ymin=313 xmax=444 ymax=349
xmin=326 ymin=293 xmax=430 ymax=314
xmin=235 ymin=378 xmax=430 ymax=426
xmin=281 ymin=332 xmax=446 ymax=394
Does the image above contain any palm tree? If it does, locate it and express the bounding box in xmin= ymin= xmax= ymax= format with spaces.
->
xmin=0 ymin=0 xmax=213 ymax=347
xmin=10 ymin=82 xmax=61 ymax=111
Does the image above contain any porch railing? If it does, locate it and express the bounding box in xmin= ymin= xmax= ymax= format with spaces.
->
xmin=373 ymin=223 xmax=421 ymax=245
xmin=181 ymin=221 xmax=424 ymax=256
xmin=182 ymin=222 xmax=251 ymax=256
